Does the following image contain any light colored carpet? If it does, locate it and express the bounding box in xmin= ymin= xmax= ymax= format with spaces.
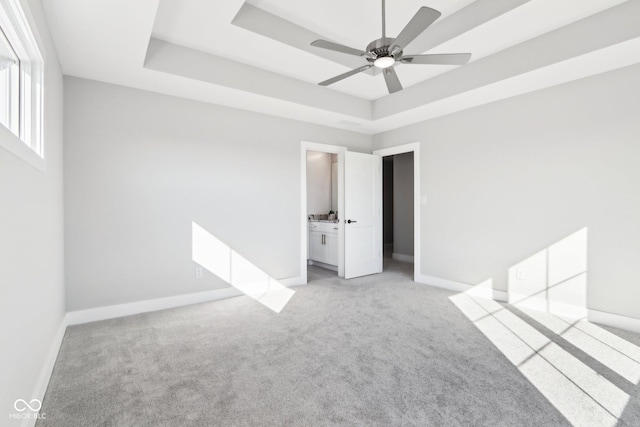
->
xmin=38 ymin=260 xmax=640 ymax=426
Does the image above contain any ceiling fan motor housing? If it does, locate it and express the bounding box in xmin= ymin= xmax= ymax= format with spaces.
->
xmin=366 ymin=37 xmax=402 ymax=61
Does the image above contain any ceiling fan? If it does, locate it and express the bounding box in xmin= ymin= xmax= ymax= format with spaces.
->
xmin=311 ymin=0 xmax=471 ymax=94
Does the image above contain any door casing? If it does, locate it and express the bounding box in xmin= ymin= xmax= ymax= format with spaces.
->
xmin=301 ymin=141 xmax=347 ymax=283
xmin=300 ymin=142 xmax=420 ymax=283
xmin=373 ymin=143 xmax=421 ymax=281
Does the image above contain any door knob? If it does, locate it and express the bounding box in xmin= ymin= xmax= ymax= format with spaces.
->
xmin=346 ymin=219 xmax=357 ymax=224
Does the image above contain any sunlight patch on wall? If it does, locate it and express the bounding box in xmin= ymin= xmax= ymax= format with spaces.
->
xmin=192 ymin=222 xmax=295 ymax=313
xmin=506 ymin=227 xmax=640 ymax=382
xmin=508 ymin=227 xmax=588 ymax=319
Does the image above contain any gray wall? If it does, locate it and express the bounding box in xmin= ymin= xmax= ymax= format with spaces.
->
xmin=64 ymin=77 xmax=372 ymax=311
xmin=374 ymin=64 xmax=640 ymax=320
xmin=0 ymin=0 xmax=65 ymax=418
xmin=393 ymin=152 xmax=414 ymax=257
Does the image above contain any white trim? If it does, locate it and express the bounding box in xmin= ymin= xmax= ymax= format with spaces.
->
xmin=0 ymin=0 xmax=45 ymax=160
xmin=416 ymin=273 xmax=472 ymax=293
xmin=301 ymin=141 xmax=347 ymax=283
xmin=279 ymin=276 xmax=306 ymax=287
xmin=373 ymin=142 xmax=421 ymax=281
xmin=25 ymin=315 xmax=67 ymax=427
xmin=492 ymin=290 xmax=509 ymax=302
xmin=588 ymin=309 xmax=640 ymax=334
xmin=0 ymin=124 xmax=45 ymax=170
xmin=373 ymin=143 xmax=420 ymax=157
xmin=66 ymin=276 xmax=303 ymax=326
xmin=415 ymin=273 xmax=509 ymax=302
xmin=66 ymin=287 xmax=244 ymax=326
xmin=392 ymin=253 xmax=414 ymax=263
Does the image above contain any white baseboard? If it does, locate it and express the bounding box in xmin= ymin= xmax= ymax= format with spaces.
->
xmin=415 ymin=274 xmax=508 ymax=302
xmin=66 ymin=277 xmax=303 ymax=326
xmin=280 ymin=276 xmax=306 ymax=287
xmin=415 ymin=275 xmax=639 ymax=333
xmin=392 ymin=253 xmax=414 ymax=263
xmin=588 ymin=309 xmax=640 ymax=334
xmin=66 ymin=287 xmax=243 ymax=326
xmin=26 ymin=315 xmax=68 ymax=427
xmin=492 ymin=290 xmax=509 ymax=302
xmin=416 ymin=274 xmax=472 ymax=293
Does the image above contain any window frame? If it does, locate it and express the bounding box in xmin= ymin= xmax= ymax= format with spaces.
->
xmin=0 ymin=24 xmax=20 ymax=135
xmin=0 ymin=0 xmax=45 ymax=169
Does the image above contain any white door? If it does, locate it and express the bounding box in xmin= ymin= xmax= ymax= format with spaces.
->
xmin=344 ymin=151 xmax=382 ymax=279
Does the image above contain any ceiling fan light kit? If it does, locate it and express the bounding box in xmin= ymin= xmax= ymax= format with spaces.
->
xmin=374 ymin=56 xmax=395 ymax=69
xmin=311 ymin=0 xmax=471 ymax=94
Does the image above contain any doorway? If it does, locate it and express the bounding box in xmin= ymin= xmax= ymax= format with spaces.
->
xmin=300 ymin=142 xmax=346 ymax=284
xmin=374 ymin=143 xmax=421 ymax=281
xmin=382 ymin=152 xmax=414 ymax=275
xmin=300 ymin=142 xmax=420 ymax=284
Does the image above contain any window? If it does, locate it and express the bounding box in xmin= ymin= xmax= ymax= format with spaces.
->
xmin=0 ymin=0 xmax=43 ymax=158
xmin=0 ymin=26 xmax=19 ymax=136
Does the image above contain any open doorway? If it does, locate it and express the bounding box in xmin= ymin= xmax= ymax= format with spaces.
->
xmin=301 ymin=142 xmax=419 ymax=284
xmin=306 ymin=150 xmax=339 ymax=281
xmin=374 ymin=143 xmax=421 ymax=281
xmin=382 ymin=152 xmax=414 ymax=276
xmin=300 ymin=142 xmax=346 ymax=284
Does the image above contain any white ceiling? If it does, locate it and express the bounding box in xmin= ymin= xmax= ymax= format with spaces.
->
xmin=43 ymin=0 xmax=640 ymax=134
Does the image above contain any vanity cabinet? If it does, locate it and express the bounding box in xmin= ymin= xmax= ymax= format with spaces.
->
xmin=309 ymin=222 xmax=339 ymax=266
xmin=309 ymin=230 xmax=325 ymax=262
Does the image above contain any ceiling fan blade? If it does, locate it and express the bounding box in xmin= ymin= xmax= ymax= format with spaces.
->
xmin=401 ymin=53 xmax=472 ymax=65
xmin=383 ymin=67 xmax=402 ymax=94
xmin=319 ymin=64 xmax=373 ymax=87
xmin=311 ymin=39 xmax=369 ymax=57
xmin=390 ymin=7 xmax=441 ymax=55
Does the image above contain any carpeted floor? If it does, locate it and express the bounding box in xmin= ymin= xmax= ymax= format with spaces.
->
xmin=38 ymin=260 xmax=640 ymax=426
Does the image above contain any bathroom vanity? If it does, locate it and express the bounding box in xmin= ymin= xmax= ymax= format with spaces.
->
xmin=308 ymin=221 xmax=339 ymax=269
